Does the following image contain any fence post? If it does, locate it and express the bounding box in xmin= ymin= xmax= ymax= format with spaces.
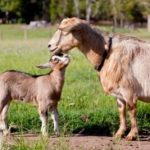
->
xmin=0 ymin=31 xmax=3 ymax=40
xmin=147 ymin=14 xmax=150 ymax=32
xmin=24 ymin=29 xmax=27 ymax=40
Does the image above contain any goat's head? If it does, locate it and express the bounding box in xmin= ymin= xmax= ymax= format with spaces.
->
xmin=48 ymin=17 xmax=88 ymax=55
xmin=37 ymin=54 xmax=70 ymax=70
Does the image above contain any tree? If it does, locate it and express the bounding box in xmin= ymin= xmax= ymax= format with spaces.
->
xmin=41 ymin=0 xmax=50 ymax=21
xmin=73 ymin=0 xmax=80 ymax=17
xmin=0 ymin=0 xmax=149 ymax=25
xmin=110 ymin=0 xmax=117 ymax=27
xmin=110 ymin=0 xmax=126 ymax=27
xmin=86 ymin=0 xmax=96 ymax=23
xmin=148 ymin=15 xmax=150 ymax=31
xmin=137 ymin=0 xmax=150 ymax=31
xmin=0 ymin=0 xmax=21 ymax=23
xmin=20 ymin=0 xmax=42 ymax=23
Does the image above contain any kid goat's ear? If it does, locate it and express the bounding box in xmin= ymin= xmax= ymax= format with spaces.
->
xmin=36 ymin=62 xmax=51 ymax=69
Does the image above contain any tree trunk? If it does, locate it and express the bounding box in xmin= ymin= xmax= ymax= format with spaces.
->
xmin=147 ymin=15 xmax=150 ymax=32
xmin=42 ymin=0 xmax=50 ymax=21
xmin=86 ymin=0 xmax=92 ymax=23
xmin=73 ymin=0 xmax=80 ymax=18
xmin=120 ymin=13 xmax=124 ymax=27
xmin=62 ymin=0 xmax=67 ymax=18
xmin=110 ymin=0 xmax=117 ymax=28
xmin=5 ymin=11 xmax=9 ymax=23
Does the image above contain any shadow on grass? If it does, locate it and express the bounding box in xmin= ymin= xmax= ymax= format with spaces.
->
xmin=138 ymin=129 xmax=150 ymax=141
xmin=72 ymin=125 xmax=150 ymax=141
xmin=72 ymin=124 xmax=113 ymax=136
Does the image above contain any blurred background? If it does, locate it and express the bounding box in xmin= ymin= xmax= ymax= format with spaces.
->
xmin=0 ymin=0 xmax=150 ymax=30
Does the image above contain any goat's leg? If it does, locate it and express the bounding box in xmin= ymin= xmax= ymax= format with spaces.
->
xmin=115 ymin=98 xmax=127 ymax=139
xmin=0 ymin=97 xmax=9 ymax=135
xmin=38 ymin=108 xmax=48 ymax=136
xmin=0 ymin=104 xmax=10 ymax=136
xmin=51 ymin=107 xmax=59 ymax=136
xmin=126 ymin=102 xmax=138 ymax=141
xmin=0 ymin=103 xmax=5 ymax=131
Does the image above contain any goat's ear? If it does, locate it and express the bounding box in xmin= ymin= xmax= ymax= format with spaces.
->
xmin=58 ymin=17 xmax=87 ymax=32
xmin=36 ymin=63 xmax=51 ymax=69
xmin=64 ymin=58 xmax=70 ymax=65
xmin=58 ymin=23 xmax=75 ymax=32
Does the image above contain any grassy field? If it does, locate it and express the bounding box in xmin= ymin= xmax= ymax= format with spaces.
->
xmin=0 ymin=24 xmax=150 ymax=140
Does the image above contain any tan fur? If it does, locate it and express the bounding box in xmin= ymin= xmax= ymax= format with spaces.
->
xmin=59 ymin=17 xmax=87 ymax=32
xmin=48 ymin=17 xmax=150 ymax=140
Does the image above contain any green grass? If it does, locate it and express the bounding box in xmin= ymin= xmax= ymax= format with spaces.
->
xmin=0 ymin=24 xmax=150 ymax=141
xmin=1 ymin=136 xmax=50 ymax=150
xmin=98 ymin=25 xmax=150 ymax=40
xmin=0 ymin=24 xmax=54 ymax=40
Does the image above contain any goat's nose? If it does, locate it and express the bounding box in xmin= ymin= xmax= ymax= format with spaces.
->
xmin=48 ymin=44 xmax=51 ymax=48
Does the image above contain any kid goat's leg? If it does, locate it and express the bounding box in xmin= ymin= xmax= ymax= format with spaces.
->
xmin=0 ymin=104 xmax=10 ymax=136
xmin=51 ymin=106 xmax=59 ymax=136
xmin=0 ymin=89 xmax=10 ymax=135
xmin=38 ymin=107 xmax=48 ymax=136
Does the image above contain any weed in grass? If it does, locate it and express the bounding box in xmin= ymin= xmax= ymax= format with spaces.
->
xmin=1 ymin=135 xmax=49 ymax=150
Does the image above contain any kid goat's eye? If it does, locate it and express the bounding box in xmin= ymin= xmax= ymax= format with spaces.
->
xmin=53 ymin=58 xmax=60 ymax=63
xmin=54 ymin=58 xmax=58 ymax=61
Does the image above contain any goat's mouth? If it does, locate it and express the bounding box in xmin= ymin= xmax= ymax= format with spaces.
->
xmin=49 ymin=47 xmax=62 ymax=55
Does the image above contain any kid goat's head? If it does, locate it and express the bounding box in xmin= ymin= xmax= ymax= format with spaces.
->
xmin=37 ymin=54 xmax=70 ymax=70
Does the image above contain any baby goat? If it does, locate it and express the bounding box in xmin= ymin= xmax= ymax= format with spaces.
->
xmin=0 ymin=54 xmax=70 ymax=136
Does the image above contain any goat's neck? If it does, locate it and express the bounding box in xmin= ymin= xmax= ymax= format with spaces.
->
xmin=50 ymin=69 xmax=65 ymax=91
xmin=76 ymin=26 xmax=107 ymax=68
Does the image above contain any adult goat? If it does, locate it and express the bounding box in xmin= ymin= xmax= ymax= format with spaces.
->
xmin=48 ymin=17 xmax=150 ymax=140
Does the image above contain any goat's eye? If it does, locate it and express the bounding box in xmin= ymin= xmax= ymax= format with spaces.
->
xmin=53 ymin=58 xmax=60 ymax=63
xmin=53 ymin=58 xmax=58 ymax=61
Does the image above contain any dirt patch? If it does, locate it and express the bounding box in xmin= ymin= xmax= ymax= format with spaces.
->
xmin=2 ymin=133 xmax=150 ymax=150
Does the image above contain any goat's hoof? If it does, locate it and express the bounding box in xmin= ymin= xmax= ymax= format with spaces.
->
xmin=114 ymin=132 xmax=124 ymax=140
xmin=113 ymin=135 xmax=122 ymax=141
xmin=42 ymin=132 xmax=49 ymax=137
xmin=54 ymin=132 xmax=60 ymax=137
xmin=56 ymin=133 xmax=60 ymax=137
xmin=3 ymin=130 xmax=10 ymax=137
xmin=126 ymin=135 xmax=137 ymax=141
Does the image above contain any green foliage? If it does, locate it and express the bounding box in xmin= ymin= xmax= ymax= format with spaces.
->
xmin=92 ymin=0 xmax=111 ymax=20
xmin=0 ymin=0 xmax=21 ymax=13
xmin=2 ymin=136 xmax=49 ymax=150
xmin=138 ymin=0 xmax=150 ymax=16
xmin=50 ymin=0 xmax=60 ymax=23
xmin=0 ymin=0 xmax=150 ymax=24
xmin=120 ymin=0 xmax=146 ymax=22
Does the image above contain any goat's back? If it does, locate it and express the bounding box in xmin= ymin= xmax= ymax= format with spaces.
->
xmin=0 ymin=70 xmax=62 ymax=103
xmin=0 ymin=70 xmax=37 ymax=102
